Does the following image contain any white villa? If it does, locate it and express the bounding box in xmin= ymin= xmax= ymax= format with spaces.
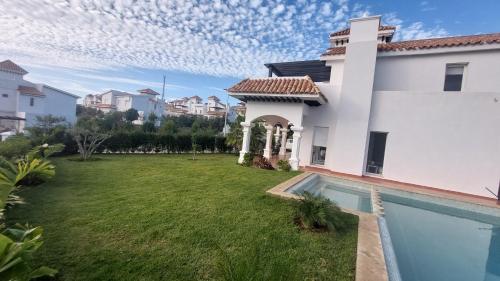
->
xmin=0 ymin=60 xmax=79 ymax=133
xmin=83 ymin=88 xmax=164 ymax=122
xmin=165 ymin=95 xmax=228 ymax=118
xmin=228 ymin=16 xmax=500 ymax=199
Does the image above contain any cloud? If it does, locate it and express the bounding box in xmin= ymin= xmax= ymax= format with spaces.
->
xmin=420 ymin=1 xmax=437 ymax=12
xmin=0 ymin=0 xmax=449 ymax=80
xmin=383 ymin=12 xmax=448 ymax=40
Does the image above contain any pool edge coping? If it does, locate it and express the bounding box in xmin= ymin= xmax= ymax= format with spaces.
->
xmin=266 ymin=172 xmax=389 ymax=281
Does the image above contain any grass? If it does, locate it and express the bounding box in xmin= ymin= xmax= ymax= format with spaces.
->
xmin=6 ymin=154 xmax=358 ymax=281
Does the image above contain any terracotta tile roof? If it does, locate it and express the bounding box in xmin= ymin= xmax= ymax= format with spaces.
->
xmin=322 ymin=33 xmax=500 ymax=56
xmin=378 ymin=33 xmax=500 ymax=52
xmin=330 ymin=25 xmax=395 ymax=37
xmin=0 ymin=60 xmax=28 ymax=75
xmin=227 ymin=76 xmax=321 ymax=95
xmin=138 ymin=88 xmax=159 ymax=95
xmin=17 ymin=86 xmax=45 ymax=97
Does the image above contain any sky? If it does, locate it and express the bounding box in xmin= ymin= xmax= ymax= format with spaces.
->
xmin=1 ymin=0 xmax=499 ymax=104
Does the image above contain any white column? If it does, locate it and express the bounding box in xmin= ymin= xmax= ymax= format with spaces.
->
xmin=274 ymin=127 xmax=281 ymax=148
xmin=279 ymin=128 xmax=288 ymax=156
xmin=288 ymin=126 xmax=303 ymax=171
xmin=263 ymin=124 xmax=274 ymax=160
xmin=238 ymin=122 xmax=253 ymax=163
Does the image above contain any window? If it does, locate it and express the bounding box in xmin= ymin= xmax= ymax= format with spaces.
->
xmin=444 ymin=64 xmax=466 ymax=91
xmin=366 ymin=132 xmax=388 ymax=175
xmin=311 ymin=127 xmax=329 ymax=165
xmin=1 ymin=94 xmax=8 ymax=98
xmin=29 ymin=97 xmax=35 ymax=106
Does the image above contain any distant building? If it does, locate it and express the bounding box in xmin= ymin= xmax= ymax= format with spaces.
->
xmin=83 ymin=88 xmax=164 ymax=122
xmin=0 ymin=60 xmax=79 ymax=133
xmin=164 ymin=95 xmax=234 ymax=119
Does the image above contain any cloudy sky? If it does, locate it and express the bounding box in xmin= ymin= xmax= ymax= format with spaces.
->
xmin=1 ymin=0 xmax=499 ymax=103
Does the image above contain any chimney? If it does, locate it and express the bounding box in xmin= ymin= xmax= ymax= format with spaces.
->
xmin=329 ymin=15 xmax=381 ymax=175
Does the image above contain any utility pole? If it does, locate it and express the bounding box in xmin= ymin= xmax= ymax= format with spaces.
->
xmin=223 ymin=91 xmax=229 ymax=136
xmin=161 ymin=74 xmax=166 ymax=101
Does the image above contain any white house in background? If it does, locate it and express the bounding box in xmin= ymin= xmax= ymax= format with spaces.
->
xmin=0 ymin=60 xmax=79 ymax=133
xmin=227 ymin=15 xmax=500 ymax=199
xmin=164 ymin=95 xmax=229 ymax=118
xmin=83 ymin=88 xmax=164 ymax=122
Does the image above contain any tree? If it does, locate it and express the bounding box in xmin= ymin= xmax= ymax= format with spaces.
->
xmin=191 ymin=119 xmax=201 ymax=134
xmin=225 ymin=115 xmax=244 ymax=152
xmin=142 ymin=121 xmax=156 ymax=133
xmin=124 ymin=108 xmax=139 ymax=122
xmin=71 ymin=119 xmax=110 ymax=161
xmin=76 ymin=104 xmax=103 ymax=118
xmin=99 ymin=111 xmax=126 ymax=131
xmin=159 ymin=119 xmax=176 ymax=135
xmin=32 ymin=115 xmax=66 ymax=135
xmin=249 ymin=122 xmax=265 ymax=155
xmin=148 ymin=112 xmax=158 ymax=123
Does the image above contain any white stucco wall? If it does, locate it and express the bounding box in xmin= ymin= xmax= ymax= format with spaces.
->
xmin=329 ymin=16 xmax=380 ymax=175
xmin=43 ymin=86 xmax=78 ymax=124
xmin=17 ymin=94 xmax=45 ymax=127
xmin=369 ymin=91 xmax=500 ymax=198
xmin=244 ymin=100 xmax=306 ymax=127
xmin=374 ymin=49 xmax=500 ymax=92
xmin=299 ymin=83 xmax=340 ymax=168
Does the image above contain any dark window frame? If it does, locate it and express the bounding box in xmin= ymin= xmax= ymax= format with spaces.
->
xmin=365 ymin=131 xmax=388 ymax=175
xmin=1 ymin=94 xmax=8 ymax=98
xmin=444 ymin=63 xmax=467 ymax=92
xmin=29 ymin=97 xmax=35 ymax=107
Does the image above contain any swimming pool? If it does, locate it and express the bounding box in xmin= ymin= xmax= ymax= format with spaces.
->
xmin=284 ymin=173 xmax=500 ymax=281
xmin=285 ymin=174 xmax=372 ymax=213
xmin=381 ymin=191 xmax=500 ymax=281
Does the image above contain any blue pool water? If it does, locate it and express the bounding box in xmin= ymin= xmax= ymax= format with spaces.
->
xmin=382 ymin=193 xmax=500 ymax=281
xmin=285 ymin=174 xmax=372 ymax=213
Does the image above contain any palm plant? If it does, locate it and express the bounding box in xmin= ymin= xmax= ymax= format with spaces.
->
xmin=295 ymin=192 xmax=346 ymax=232
xmin=0 ymin=224 xmax=57 ymax=280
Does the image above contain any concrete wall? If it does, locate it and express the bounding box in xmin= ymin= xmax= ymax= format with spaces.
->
xmin=369 ymin=91 xmax=500 ymax=197
xmin=329 ymin=16 xmax=380 ymax=175
xmin=374 ymin=49 xmax=500 ymax=92
xmin=0 ymin=72 xmax=23 ymax=115
xmin=43 ymin=86 xmax=77 ymax=124
xmin=244 ymin=100 xmax=306 ymax=127
xmin=299 ymin=83 xmax=340 ymax=168
xmin=17 ymin=94 xmax=45 ymax=127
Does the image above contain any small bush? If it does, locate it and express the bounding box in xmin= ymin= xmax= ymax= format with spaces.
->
xmin=0 ymin=136 xmax=32 ymax=160
xmin=253 ymin=156 xmax=274 ymax=170
xmin=241 ymin=153 xmax=253 ymax=167
xmin=277 ymin=159 xmax=291 ymax=171
xmin=295 ymin=192 xmax=346 ymax=232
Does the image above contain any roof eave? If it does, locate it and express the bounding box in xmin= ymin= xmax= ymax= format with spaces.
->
xmin=228 ymin=92 xmax=327 ymax=105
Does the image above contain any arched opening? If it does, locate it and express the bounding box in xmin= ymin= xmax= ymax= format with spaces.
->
xmin=239 ymin=113 xmax=303 ymax=170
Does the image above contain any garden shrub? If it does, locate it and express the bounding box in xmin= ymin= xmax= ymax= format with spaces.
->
xmin=295 ymin=191 xmax=346 ymax=232
xmin=215 ymin=136 xmax=229 ymax=153
xmin=241 ymin=153 xmax=253 ymax=167
xmin=98 ymin=132 xmax=229 ymax=154
xmin=0 ymin=224 xmax=58 ymax=280
xmin=0 ymin=136 xmax=32 ymax=160
xmin=253 ymin=156 xmax=274 ymax=170
xmin=277 ymin=160 xmax=291 ymax=171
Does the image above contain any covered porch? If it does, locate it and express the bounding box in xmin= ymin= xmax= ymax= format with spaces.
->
xmin=227 ymin=76 xmax=327 ymax=170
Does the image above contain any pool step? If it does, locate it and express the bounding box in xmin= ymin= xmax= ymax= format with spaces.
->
xmin=371 ymin=188 xmax=385 ymax=216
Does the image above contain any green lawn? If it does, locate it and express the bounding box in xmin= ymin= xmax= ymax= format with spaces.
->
xmin=6 ymin=154 xmax=358 ymax=281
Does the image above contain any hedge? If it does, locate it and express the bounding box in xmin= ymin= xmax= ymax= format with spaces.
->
xmin=101 ymin=132 xmax=232 ymax=154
